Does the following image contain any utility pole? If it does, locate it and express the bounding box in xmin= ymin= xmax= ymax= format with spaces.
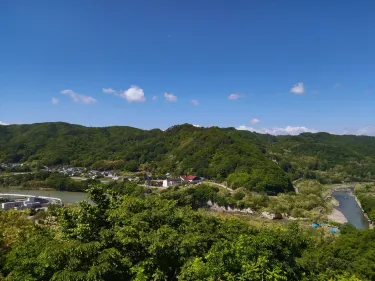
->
xmin=146 ymin=171 xmax=152 ymax=193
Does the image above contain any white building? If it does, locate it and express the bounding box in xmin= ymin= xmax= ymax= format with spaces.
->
xmin=1 ymin=197 xmax=41 ymax=210
xmin=162 ymin=178 xmax=182 ymax=188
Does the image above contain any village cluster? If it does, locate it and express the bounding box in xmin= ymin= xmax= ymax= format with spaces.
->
xmin=1 ymin=162 xmax=203 ymax=188
xmin=0 ymin=163 xmax=24 ymax=169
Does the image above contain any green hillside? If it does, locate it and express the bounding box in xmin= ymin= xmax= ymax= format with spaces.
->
xmin=1 ymin=122 xmax=375 ymax=193
xmin=267 ymin=132 xmax=375 ymax=182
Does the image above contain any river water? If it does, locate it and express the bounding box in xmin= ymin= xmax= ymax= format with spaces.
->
xmin=0 ymin=189 xmax=88 ymax=204
xmin=332 ymin=191 xmax=369 ymax=229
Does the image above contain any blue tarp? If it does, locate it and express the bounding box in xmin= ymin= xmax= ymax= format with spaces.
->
xmin=331 ymin=227 xmax=338 ymax=233
xmin=312 ymin=223 xmax=319 ymax=228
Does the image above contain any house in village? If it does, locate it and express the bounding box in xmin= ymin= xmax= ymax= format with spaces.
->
xmin=162 ymin=178 xmax=182 ymax=188
xmin=162 ymin=175 xmax=202 ymax=188
xmin=180 ymin=175 xmax=202 ymax=184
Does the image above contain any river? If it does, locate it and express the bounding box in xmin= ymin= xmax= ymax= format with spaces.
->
xmin=332 ymin=190 xmax=369 ymax=229
xmin=0 ymin=189 xmax=88 ymax=204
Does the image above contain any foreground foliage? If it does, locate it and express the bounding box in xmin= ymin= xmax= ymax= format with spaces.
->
xmin=0 ymin=185 xmax=374 ymax=280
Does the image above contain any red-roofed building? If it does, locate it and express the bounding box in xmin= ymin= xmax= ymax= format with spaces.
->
xmin=180 ymin=175 xmax=202 ymax=184
xmin=162 ymin=175 xmax=202 ymax=188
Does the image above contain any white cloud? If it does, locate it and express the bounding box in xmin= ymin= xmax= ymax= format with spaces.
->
xmin=152 ymin=96 xmax=157 ymax=100
xmin=228 ymin=93 xmax=240 ymax=100
xmin=193 ymin=124 xmax=202 ymax=128
xmin=191 ymin=99 xmax=199 ymax=106
xmin=290 ymin=82 xmax=305 ymax=95
xmin=118 ymin=86 xmax=146 ymax=102
xmin=0 ymin=121 xmax=9 ymax=126
xmin=102 ymin=88 xmax=116 ymax=94
xmin=237 ymin=125 xmax=316 ymax=135
xmin=164 ymin=92 xmax=177 ymax=102
xmin=337 ymin=126 xmax=375 ymax=136
xmin=355 ymin=126 xmax=375 ymax=136
xmin=250 ymin=118 xmax=260 ymax=125
xmin=60 ymin=89 xmax=97 ymax=104
xmin=52 ymin=97 xmax=59 ymax=105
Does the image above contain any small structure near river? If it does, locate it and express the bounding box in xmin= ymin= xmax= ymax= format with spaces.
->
xmin=0 ymin=193 xmax=63 ymax=211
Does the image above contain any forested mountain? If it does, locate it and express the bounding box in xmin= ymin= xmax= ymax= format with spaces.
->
xmin=1 ymin=122 xmax=375 ymax=193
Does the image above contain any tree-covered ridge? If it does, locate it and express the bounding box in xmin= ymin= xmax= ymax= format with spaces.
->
xmin=1 ymin=122 xmax=375 ymax=193
xmin=267 ymin=133 xmax=375 ymax=181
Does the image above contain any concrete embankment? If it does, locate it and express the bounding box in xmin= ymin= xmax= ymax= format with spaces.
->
xmin=207 ymin=200 xmax=254 ymax=214
xmin=353 ymin=194 xmax=374 ymax=229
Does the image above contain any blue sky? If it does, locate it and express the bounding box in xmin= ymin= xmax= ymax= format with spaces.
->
xmin=0 ymin=0 xmax=374 ymax=135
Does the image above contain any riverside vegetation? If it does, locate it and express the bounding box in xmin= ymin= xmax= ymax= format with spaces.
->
xmin=0 ymin=183 xmax=374 ymax=281
xmin=355 ymin=183 xmax=375 ymax=222
xmin=0 ymin=171 xmax=98 ymax=192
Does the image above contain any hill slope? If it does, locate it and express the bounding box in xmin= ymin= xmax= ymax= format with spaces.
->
xmin=1 ymin=122 xmax=375 ymax=192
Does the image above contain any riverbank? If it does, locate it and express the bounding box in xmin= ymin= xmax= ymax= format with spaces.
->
xmin=322 ymin=183 xmax=374 ymax=229
xmin=353 ymin=193 xmax=374 ymax=229
xmin=331 ymin=190 xmax=370 ymax=229
xmin=0 ymin=186 xmax=56 ymax=191
xmin=328 ymin=208 xmax=348 ymax=224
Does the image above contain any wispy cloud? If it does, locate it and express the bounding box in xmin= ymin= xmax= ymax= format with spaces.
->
xmin=0 ymin=121 xmax=9 ymax=126
xmin=52 ymin=97 xmax=59 ymax=105
xmin=191 ymin=99 xmax=199 ymax=106
xmin=60 ymin=89 xmax=97 ymax=104
xmin=152 ymin=96 xmax=157 ymax=100
xmin=290 ymin=82 xmax=305 ymax=95
xmin=228 ymin=93 xmax=241 ymax=100
xmin=118 ymin=85 xmax=146 ymax=102
xmin=250 ymin=118 xmax=260 ymax=125
xmin=164 ymin=92 xmax=177 ymax=102
xmin=237 ymin=125 xmax=316 ymax=135
xmin=334 ymin=83 xmax=341 ymax=89
xmin=354 ymin=126 xmax=375 ymax=136
xmin=102 ymin=88 xmax=116 ymax=94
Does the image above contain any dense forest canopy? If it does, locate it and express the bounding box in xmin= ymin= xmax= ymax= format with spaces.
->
xmin=0 ymin=184 xmax=374 ymax=280
xmin=1 ymin=122 xmax=375 ymax=193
